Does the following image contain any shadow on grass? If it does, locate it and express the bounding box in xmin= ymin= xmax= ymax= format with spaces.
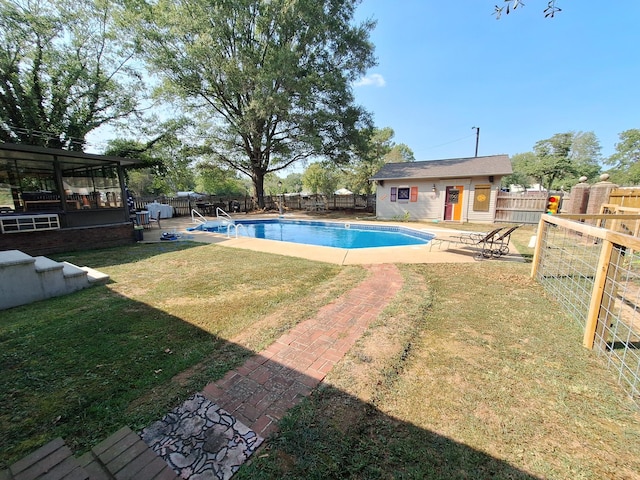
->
xmin=2 ymin=270 xmax=540 ymax=479
xmin=0 ymin=286 xmax=253 ymax=469
xmin=236 ymin=386 xmax=544 ymax=480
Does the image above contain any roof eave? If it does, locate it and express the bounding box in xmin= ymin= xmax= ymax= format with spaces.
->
xmin=0 ymin=142 xmax=144 ymax=166
xmin=370 ymin=172 xmax=512 ymax=181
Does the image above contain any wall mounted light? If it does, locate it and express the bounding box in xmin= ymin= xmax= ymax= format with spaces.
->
xmin=432 ymin=184 xmax=437 ymax=192
xmin=489 ymin=176 xmax=494 ymax=183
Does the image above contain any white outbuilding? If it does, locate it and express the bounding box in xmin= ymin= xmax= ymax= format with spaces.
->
xmin=370 ymin=155 xmax=512 ymax=223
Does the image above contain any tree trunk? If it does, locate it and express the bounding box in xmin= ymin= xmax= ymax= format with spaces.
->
xmin=253 ymin=171 xmax=266 ymax=209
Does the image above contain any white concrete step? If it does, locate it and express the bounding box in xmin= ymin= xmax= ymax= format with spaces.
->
xmin=0 ymin=250 xmax=110 ymax=310
xmin=80 ymin=266 xmax=110 ymax=285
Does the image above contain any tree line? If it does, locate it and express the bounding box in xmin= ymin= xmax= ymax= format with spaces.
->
xmin=504 ymin=129 xmax=640 ymax=191
xmin=2 ymin=0 xmax=410 ymax=207
xmin=6 ymin=0 xmax=630 ymax=206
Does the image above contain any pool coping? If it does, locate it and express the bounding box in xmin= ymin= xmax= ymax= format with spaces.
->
xmin=141 ymin=213 xmax=524 ymax=265
xmin=189 ymin=217 xmax=436 ymax=247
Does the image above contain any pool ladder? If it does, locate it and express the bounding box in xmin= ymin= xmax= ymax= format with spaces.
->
xmin=191 ymin=207 xmax=241 ymax=236
xmin=226 ymin=223 xmax=247 ymax=238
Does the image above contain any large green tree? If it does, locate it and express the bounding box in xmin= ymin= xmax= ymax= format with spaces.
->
xmin=281 ymin=172 xmax=303 ymax=194
xmin=530 ymin=132 xmax=602 ymax=190
xmin=502 ymin=152 xmax=537 ymax=190
xmin=605 ymin=129 xmax=640 ymax=185
xmin=105 ymin=124 xmax=199 ymax=195
xmin=0 ymin=0 xmax=143 ymax=150
xmin=384 ymin=143 xmax=415 ymax=164
xmin=345 ymin=127 xmax=414 ymax=194
xmin=195 ymin=162 xmax=247 ymax=196
xmin=531 ymin=133 xmax=576 ymax=190
xmin=129 ymin=0 xmax=376 ymax=208
xmin=302 ymin=162 xmax=341 ymax=196
xmin=567 ymin=131 xmax=602 ymax=183
xmin=507 ymin=132 xmax=602 ymax=190
xmin=347 ymin=127 xmax=393 ymax=194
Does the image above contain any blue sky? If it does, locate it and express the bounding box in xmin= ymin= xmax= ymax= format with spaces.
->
xmin=352 ymin=0 xmax=640 ymax=161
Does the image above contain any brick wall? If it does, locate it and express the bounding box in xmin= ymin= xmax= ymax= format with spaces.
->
xmin=0 ymin=223 xmax=136 ymax=256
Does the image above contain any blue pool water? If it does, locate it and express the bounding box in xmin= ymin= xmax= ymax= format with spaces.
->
xmin=188 ymin=219 xmax=434 ymax=249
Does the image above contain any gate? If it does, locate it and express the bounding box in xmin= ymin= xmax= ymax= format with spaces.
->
xmin=495 ymin=191 xmax=548 ymax=224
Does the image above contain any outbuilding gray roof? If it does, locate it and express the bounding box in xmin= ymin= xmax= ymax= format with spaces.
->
xmin=370 ymin=155 xmax=512 ymax=181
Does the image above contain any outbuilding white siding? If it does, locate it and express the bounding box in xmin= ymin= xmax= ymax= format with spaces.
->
xmin=375 ymin=177 xmax=503 ymax=223
xmin=371 ymin=155 xmax=512 ymax=223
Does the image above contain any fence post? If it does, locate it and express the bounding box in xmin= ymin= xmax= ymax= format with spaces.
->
xmin=583 ymin=239 xmax=614 ymax=349
xmin=530 ymin=216 xmax=547 ymax=279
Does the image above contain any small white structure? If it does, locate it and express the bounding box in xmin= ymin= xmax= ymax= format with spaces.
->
xmin=509 ymin=183 xmax=546 ymax=193
xmin=370 ymin=155 xmax=512 ymax=223
xmin=176 ymin=191 xmax=205 ymax=199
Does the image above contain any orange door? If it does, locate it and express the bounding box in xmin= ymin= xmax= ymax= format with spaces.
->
xmin=444 ymin=186 xmax=463 ymax=221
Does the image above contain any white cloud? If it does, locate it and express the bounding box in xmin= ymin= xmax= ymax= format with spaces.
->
xmin=353 ymin=73 xmax=386 ymax=88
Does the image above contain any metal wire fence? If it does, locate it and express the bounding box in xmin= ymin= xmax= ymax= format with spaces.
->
xmin=532 ymin=214 xmax=640 ymax=407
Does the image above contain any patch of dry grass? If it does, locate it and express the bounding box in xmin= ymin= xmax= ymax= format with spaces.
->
xmin=5 ymin=228 xmax=640 ymax=479
xmin=240 ymin=260 xmax=640 ymax=479
xmin=388 ymin=263 xmax=640 ymax=479
xmin=103 ymin=243 xmax=366 ymax=343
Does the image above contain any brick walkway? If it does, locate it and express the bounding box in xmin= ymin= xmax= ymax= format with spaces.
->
xmin=202 ymin=263 xmax=404 ymax=437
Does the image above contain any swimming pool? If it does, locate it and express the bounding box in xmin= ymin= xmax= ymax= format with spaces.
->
xmin=187 ymin=219 xmax=434 ymax=249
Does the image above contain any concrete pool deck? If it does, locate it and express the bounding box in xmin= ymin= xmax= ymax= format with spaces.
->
xmin=139 ymin=213 xmax=524 ymax=265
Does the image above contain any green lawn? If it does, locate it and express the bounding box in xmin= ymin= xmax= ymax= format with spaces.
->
xmin=2 ymin=234 xmax=640 ymax=479
xmin=0 ymin=241 xmax=363 ymax=468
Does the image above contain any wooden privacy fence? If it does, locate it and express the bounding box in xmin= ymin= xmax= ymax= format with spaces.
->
xmin=599 ymin=204 xmax=640 ymax=235
xmin=532 ymin=213 xmax=640 ymax=406
xmin=133 ymin=193 xmax=375 ymax=216
xmin=608 ymin=188 xmax=640 ymax=209
xmin=495 ymin=191 xmax=549 ymax=224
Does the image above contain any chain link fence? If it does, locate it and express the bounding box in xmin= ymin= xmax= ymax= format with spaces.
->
xmin=532 ymin=214 xmax=640 ymax=407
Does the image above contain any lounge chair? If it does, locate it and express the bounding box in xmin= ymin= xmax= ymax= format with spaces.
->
xmin=456 ymin=227 xmax=505 ymax=259
xmin=489 ymin=224 xmax=523 ymax=258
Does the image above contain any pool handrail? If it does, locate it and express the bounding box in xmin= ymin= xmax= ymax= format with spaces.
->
xmin=191 ymin=208 xmax=206 ymax=224
xmin=216 ymin=207 xmax=233 ymax=222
